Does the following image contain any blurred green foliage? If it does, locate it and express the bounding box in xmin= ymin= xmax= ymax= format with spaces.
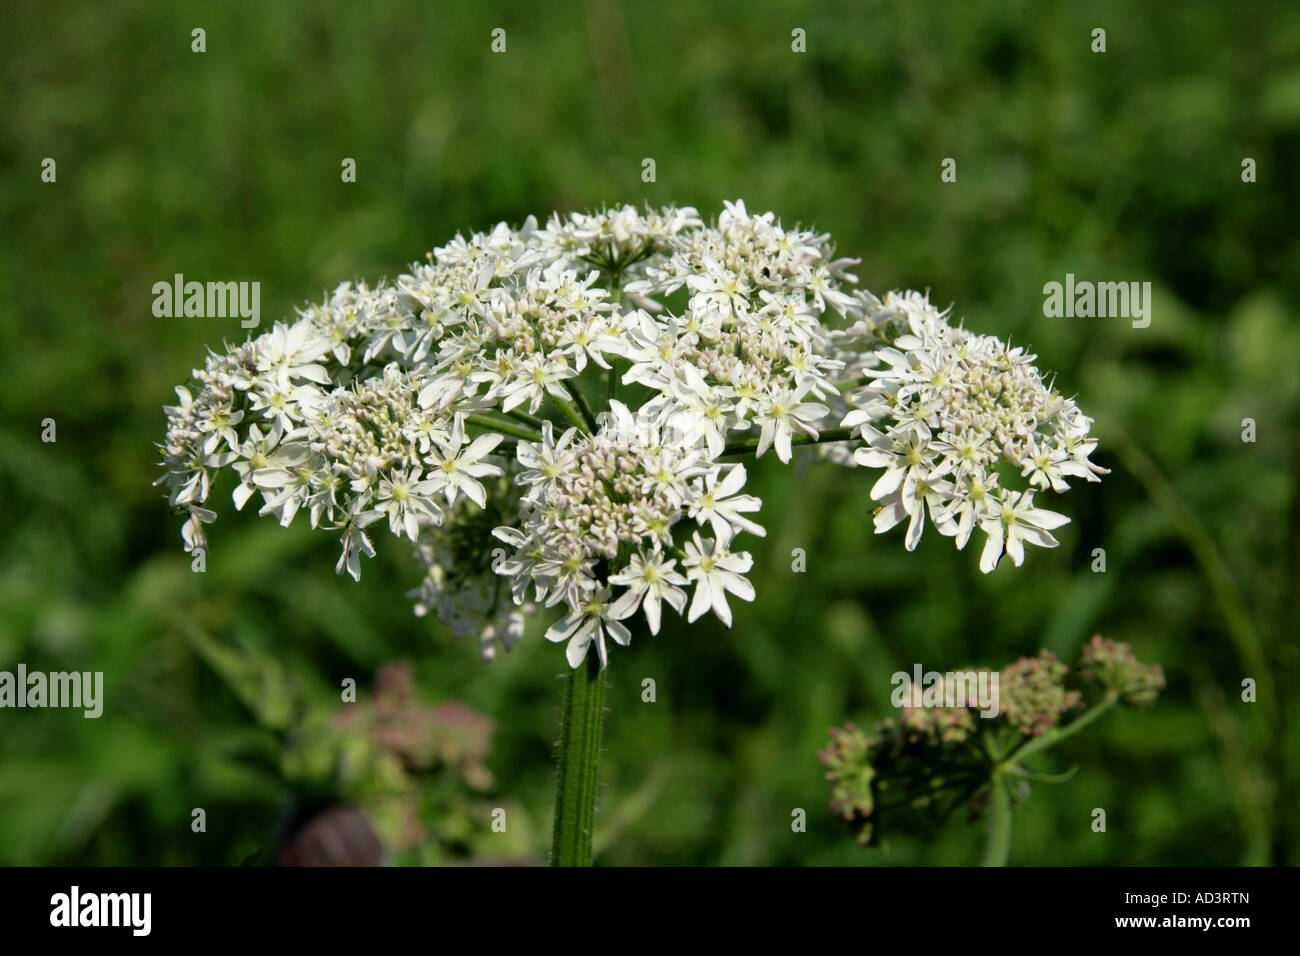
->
xmin=1 ymin=0 xmax=1297 ymax=865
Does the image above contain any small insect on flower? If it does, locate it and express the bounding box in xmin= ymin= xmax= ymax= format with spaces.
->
xmin=159 ymin=202 xmax=1104 ymax=668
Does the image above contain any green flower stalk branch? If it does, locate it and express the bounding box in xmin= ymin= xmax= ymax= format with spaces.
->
xmin=156 ymin=201 xmax=1110 ymax=866
xmin=821 ymin=636 xmax=1164 ymax=866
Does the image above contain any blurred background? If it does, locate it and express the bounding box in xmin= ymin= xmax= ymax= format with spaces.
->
xmin=1 ymin=0 xmax=1297 ymax=865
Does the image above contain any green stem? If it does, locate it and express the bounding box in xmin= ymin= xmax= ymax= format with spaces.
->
xmin=551 ymin=655 xmax=606 ymax=866
xmin=982 ymin=772 xmax=1012 ymax=867
xmin=606 ymin=286 xmax=623 ymax=404
xmin=1106 ymin=422 xmax=1273 ymax=720
xmin=568 ymin=384 xmax=600 ymax=433
xmin=551 ymin=394 xmax=594 ymax=434
xmin=1004 ymin=763 xmax=1079 ymax=784
xmin=505 ymin=408 xmax=547 ymax=431
xmin=466 ymin=414 xmax=542 ymax=443
xmin=720 ymin=426 xmax=858 ymax=458
xmin=976 ymin=690 xmax=1120 ymax=866
xmin=1004 ymin=690 xmax=1119 ymax=767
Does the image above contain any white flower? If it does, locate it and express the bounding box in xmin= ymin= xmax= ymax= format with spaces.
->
xmin=664 ymin=366 xmax=733 ymax=459
xmin=752 ymin=385 xmax=828 ymax=462
xmin=1020 ymin=436 xmax=1073 ymax=493
xmin=257 ymin=318 xmax=334 ymax=387
xmin=516 ymin=420 xmax=580 ymax=489
xmin=556 ymin=314 xmax=617 ymax=371
xmin=609 ymin=551 xmax=689 ymax=634
xmin=374 ymin=467 xmax=442 ymax=541
xmin=687 ymin=464 xmax=766 ymax=541
xmin=978 ymin=490 xmax=1070 ymax=572
xmin=420 ymin=418 xmax=505 ymax=508
xmin=545 ymin=587 xmax=635 ymax=668
xmin=853 ymin=423 xmax=938 ymax=500
xmin=257 ymin=456 xmax=319 ymax=528
xmin=938 ymin=473 xmax=1000 ymax=550
xmin=180 ymin=506 xmax=216 ymax=554
xmin=499 ymin=354 xmax=576 ymax=414
xmin=682 ymin=532 xmax=755 ymax=628
xmin=873 ymin=472 xmax=957 ymax=551
xmin=930 ymin=429 xmax=995 ymax=481
xmin=196 ymin=404 xmax=243 ymax=454
xmin=330 ymin=499 xmax=384 ymax=582
xmin=246 ymin=381 xmax=323 ymax=433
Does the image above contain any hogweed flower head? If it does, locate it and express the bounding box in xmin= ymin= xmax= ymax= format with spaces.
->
xmin=158 ymin=201 xmax=1106 ymax=668
xmin=999 ymin=650 xmax=1082 ymax=737
xmin=1079 ymin=634 xmax=1166 ymax=706
xmin=818 ymin=722 xmax=877 ymax=834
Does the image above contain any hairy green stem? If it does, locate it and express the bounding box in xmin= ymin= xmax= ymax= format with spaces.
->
xmin=551 ymin=655 xmax=606 ymax=866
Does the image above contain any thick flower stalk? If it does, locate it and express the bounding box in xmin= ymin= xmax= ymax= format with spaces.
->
xmin=158 ymin=200 xmax=1106 ymax=672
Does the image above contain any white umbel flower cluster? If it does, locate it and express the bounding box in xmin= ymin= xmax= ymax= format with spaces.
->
xmin=158 ymin=200 xmax=1105 ymax=668
xmin=829 ymin=289 xmax=1107 ymax=571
